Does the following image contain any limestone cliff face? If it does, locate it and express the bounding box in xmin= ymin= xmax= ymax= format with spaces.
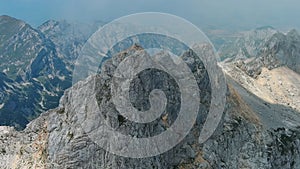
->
xmin=1 ymin=46 xmax=300 ymax=169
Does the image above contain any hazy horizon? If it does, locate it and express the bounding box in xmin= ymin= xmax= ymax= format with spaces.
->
xmin=1 ymin=0 xmax=300 ymax=31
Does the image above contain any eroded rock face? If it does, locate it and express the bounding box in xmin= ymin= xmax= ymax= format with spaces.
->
xmin=0 ymin=45 xmax=300 ymax=169
xmin=0 ymin=112 xmax=49 ymax=169
xmin=46 ymin=45 xmax=212 ymax=168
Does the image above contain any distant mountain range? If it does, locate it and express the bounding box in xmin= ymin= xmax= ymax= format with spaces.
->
xmin=218 ymin=26 xmax=278 ymax=61
xmin=0 ymin=15 xmax=300 ymax=168
xmin=218 ymin=26 xmax=300 ymax=79
xmin=1 ymin=15 xmax=300 ymax=130
xmin=0 ymin=15 xmax=102 ymax=129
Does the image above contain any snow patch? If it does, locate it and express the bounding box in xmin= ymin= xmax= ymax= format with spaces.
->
xmin=3 ymin=68 xmax=9 ymax=74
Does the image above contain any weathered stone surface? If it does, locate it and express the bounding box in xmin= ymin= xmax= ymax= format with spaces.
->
xmin=0 ymin=45 xmax=300 ymax=169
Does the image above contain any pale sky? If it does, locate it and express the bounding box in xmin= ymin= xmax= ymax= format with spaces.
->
xmin=1 ymin=0 xmax=300 ymax=30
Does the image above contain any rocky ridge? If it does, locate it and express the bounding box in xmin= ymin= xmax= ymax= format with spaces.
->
xmin=0 ymin=44 xmax=299 ymax=168
xmin=218 ymin=26 xmax=277 ymax=62
xmin=231 ymin=29 xmax=300 ymax=78
xmin=0 ymin=15 xmax=300 ymax=168
xmin=0 ymin=16 xmax=102 ymax=129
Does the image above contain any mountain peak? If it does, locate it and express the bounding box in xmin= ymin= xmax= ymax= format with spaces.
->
xmin=0 ymin=15 xmax=31 ymax=38
xmin=255 ymin=26 xmax=275 ymax=31
xmin=0 ymin=15 xmax=26 ymax=26
xmin=40 ymin=19 xmax=59 ymax=27
xmin=286 ymin=29 xmax=299 ymax=37
xmin=0 ymin=15 xmax=18 ymax=20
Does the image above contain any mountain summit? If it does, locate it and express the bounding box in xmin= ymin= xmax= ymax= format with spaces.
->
xmin=1 ymin=42 xmax=300 ymax=168
xmin=0 ymin=16 xmax=299 ymax=168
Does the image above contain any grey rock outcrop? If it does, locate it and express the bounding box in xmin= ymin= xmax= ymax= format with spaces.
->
xmin=0 ymin=45 xmax=300 ymax=169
